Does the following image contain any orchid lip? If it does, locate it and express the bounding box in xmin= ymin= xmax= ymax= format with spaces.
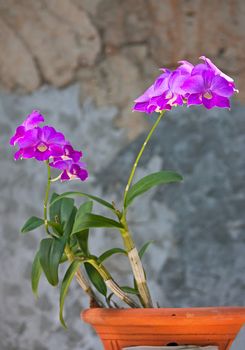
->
xmin=37 ymin=142 xmax=48 ymax=152
xmin=203 ymin=91 xmax=213 ymax=99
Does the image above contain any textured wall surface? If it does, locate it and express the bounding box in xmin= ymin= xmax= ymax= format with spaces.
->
xmin=1 ymin=0 xmax=245 ymax=101
xmin=1 ymin=86 xmax=245 ymax=350
xmin=0 ymin=1 xmax=245 ymax=349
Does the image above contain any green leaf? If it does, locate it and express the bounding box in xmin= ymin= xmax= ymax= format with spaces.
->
xmin=76 ymin=230 xmax=89 ymax=255
xmin=48 ymin=221 xmax=63 ymax=236
xmin=60 ymin=260 xmax=81 ymax=328
xmin=60 ymin=253 xmax=68 ymax=263
xmin=39 ymin=237 xmax=66 ymax=286
xmin=74 ymin=201 xmax=94 ymax=230
xmin=85 ymin=263 xmax=107 ymax=297
xmin=139 ymin=240 xmax=154 ymax=259
xmin=72 ymin=213 xmax=123 ymax=235
xmin=31 ymin=251 xmax=42 ymax=297
xmin=49 ymin=193 xmax=76 ymax=236
xmin=50 ymin=191 xmax=115 ymax=212
xmin=120 ymin=286 xmax=139 ymax=295
xmin=49 ymin=192 xmax=61 ymax=223
xmin=74 ymin=201 xmax=93 ymax=255
xmin=60 ymin=198 xmax=75 ymax=228
xmin=63 ymin=207 xmax=77 ymax=239
xmin=21 ymin=216 xmax=44 ymax=233
xmin=125 ymin=171 xmax=183 ymax=208
xmin=98 ymin=248 xmax=127 ymax=263
xmin=106 ymin=292 xmax=114 ymax=307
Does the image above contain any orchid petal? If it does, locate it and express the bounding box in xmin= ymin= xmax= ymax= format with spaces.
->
xmin=211 ymin=75 xmax=234 ymax=97
xmin=61 ymin=170 xmax=70 ymax=181
xmin=23 ymin=110 xmax=45 ymax=129
xmin=182 ymin=75 xmax=205 ymax=93
xmin=187 ymin=93 xmax=202 ymax=106
xmin=10 ymin=126 xmax=26 ymax=146
xmin=202 ymin=95 xmax=217 ymax=109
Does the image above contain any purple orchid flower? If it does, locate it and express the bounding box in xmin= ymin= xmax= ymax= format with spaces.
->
xmin=153 ymin=69 xmax=191 ymax=109
xmin=50 ymin=158 xmax=88 ymax=182
xmin=199 ymin=56 xmax=235 ymax=85
xmin=177 ymin=60 xmax=194 ymax=74
xmin=10 ymin=110 xmax=44 ymax=146
xmin=133 ymin=83 xmax=163 ymax=114
xmin=133 ymin=69 xmax=187 ymax=113
xmin=133 ymin=56 xmax=237 ymax=113
xmin=15 ymin=126 xmax=66 ymax=161
xmin=182 ymin=69 xmax=235 ymax=109
xmin=10 ymin=111 xmax=89 ymax=183
xmin=62 ymin=144 xmax=82 ymax=162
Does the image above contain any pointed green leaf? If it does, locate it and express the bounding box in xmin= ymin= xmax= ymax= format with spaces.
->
xmin=48 ymin=221 xmax=63 ymax=236
xmin=106 ymin=292 xmax=114 ymax=307
xmin=49 ymin=192 xmax=61 ymax=223
xmin=74 ymin=201 xmax=93 ymax=230
xmin=74 ymin=201 xmax=93 ymax=255
xmin=125 ymin=171 xmax=183 ymax=208
xmin=49 ymin=192 xmax=63 ymax=236
xmin=63 ymin=207 xmax=77 ymax=239
xmin=75 ymin=230 xmax=89 ymax=255
xmin=60 ymin=260 xmax=81 ymax=328
xmin=85 ymin=262 xmax=107 ymax=296
xmin=60 ymin=198 xmax=74 ymax=228
xmin=49 ymin=193 xmax=76 ymax=236
xmin=39 ymin=237 xmax=66 ymax=286
xmin=120 ymin=286 xmax=139 ymax=295
xmin=31 ymin=251 xmax=42 ymax=297
xmin=72 ymin=213 xmax=123 ymax=235
xmin=98 ymin=248 xmax=127 ymax=263
xmin=21 ymin=216 xmax=44 ymax=233
xmin=50 ymin=191 xmax=115 ymax=211
xmin=139 ymin=240 xmax=154 ymax=259
xmin=60 ymin=253 xmax=68 ymax=263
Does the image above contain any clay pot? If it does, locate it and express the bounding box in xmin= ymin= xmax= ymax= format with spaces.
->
xmin=82 ymin=307 xmax=245 ymax=350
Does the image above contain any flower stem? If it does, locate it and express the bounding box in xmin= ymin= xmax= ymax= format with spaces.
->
xmin=44 ymin=161 xmax=51 ymax=234
xmin=123 ymin=110 xmax=165 ymax=209
xmin=120 ymin=111 xmax=166 ymax=308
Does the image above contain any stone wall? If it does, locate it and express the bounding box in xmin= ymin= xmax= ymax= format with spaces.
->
xmin=0 ymin=1 xmax=244 ymax=350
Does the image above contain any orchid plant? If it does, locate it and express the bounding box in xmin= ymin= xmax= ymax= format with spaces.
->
xmin=10 ymin=56 xmax=237 ymax=327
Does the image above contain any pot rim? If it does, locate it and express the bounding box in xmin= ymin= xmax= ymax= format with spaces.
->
xmin=82 ymin=306 xmax=245 ymax=326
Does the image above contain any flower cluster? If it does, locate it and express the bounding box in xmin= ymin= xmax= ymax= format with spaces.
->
xmin=10 ymin=111 xmax=88 ymax=182
xmin=133 ymin=56 xmax=237 ymax=113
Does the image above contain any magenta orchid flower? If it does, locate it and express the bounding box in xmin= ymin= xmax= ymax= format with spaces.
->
xmin=10 ymin=111 xmax=89 ymax=182
xmin=49 ymin=143 xmax=88 ymax=181
xmin=63 ymin=144 xmax=82 ymax=162
xmin=15 ymin=126 xmax=66 ymax=161
xmin=50 ymin=158 xmax=88 ymax=181
xmin=133 ymin=56 xmax=237 ymax=113
xmin=182 ymin=69 xmax=235 ymax=109
xmin=10 ymin=110 xmax=44 ymax=146
xmin=199 ymin=56 xmax=235 ymax=85
xmin=133 ymin=69 xmax=186 ymax=113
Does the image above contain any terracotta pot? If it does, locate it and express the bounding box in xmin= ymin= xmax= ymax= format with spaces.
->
xmin=82 ymin=307 xmax=245 ymax=350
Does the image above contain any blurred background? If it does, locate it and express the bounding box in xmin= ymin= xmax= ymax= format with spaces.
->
xmin=0 ymin=1 xmax=245 ymax=349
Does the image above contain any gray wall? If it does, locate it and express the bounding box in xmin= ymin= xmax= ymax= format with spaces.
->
xmin=0 ymin=1 xmax=245 ymax=350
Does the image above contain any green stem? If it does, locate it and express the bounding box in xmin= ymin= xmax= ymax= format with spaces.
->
xmin=120 ymin=110 xmax=166 ymax=307
xmin=44 ymin=161 xmax=51 ymax=234
xmin=120 ymin=225 xmax=153 ymax=308
xmin=123 ymin=110 xmax=165 ymax=210
xmin=86 ymin=258 xmax=139 ymax=308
